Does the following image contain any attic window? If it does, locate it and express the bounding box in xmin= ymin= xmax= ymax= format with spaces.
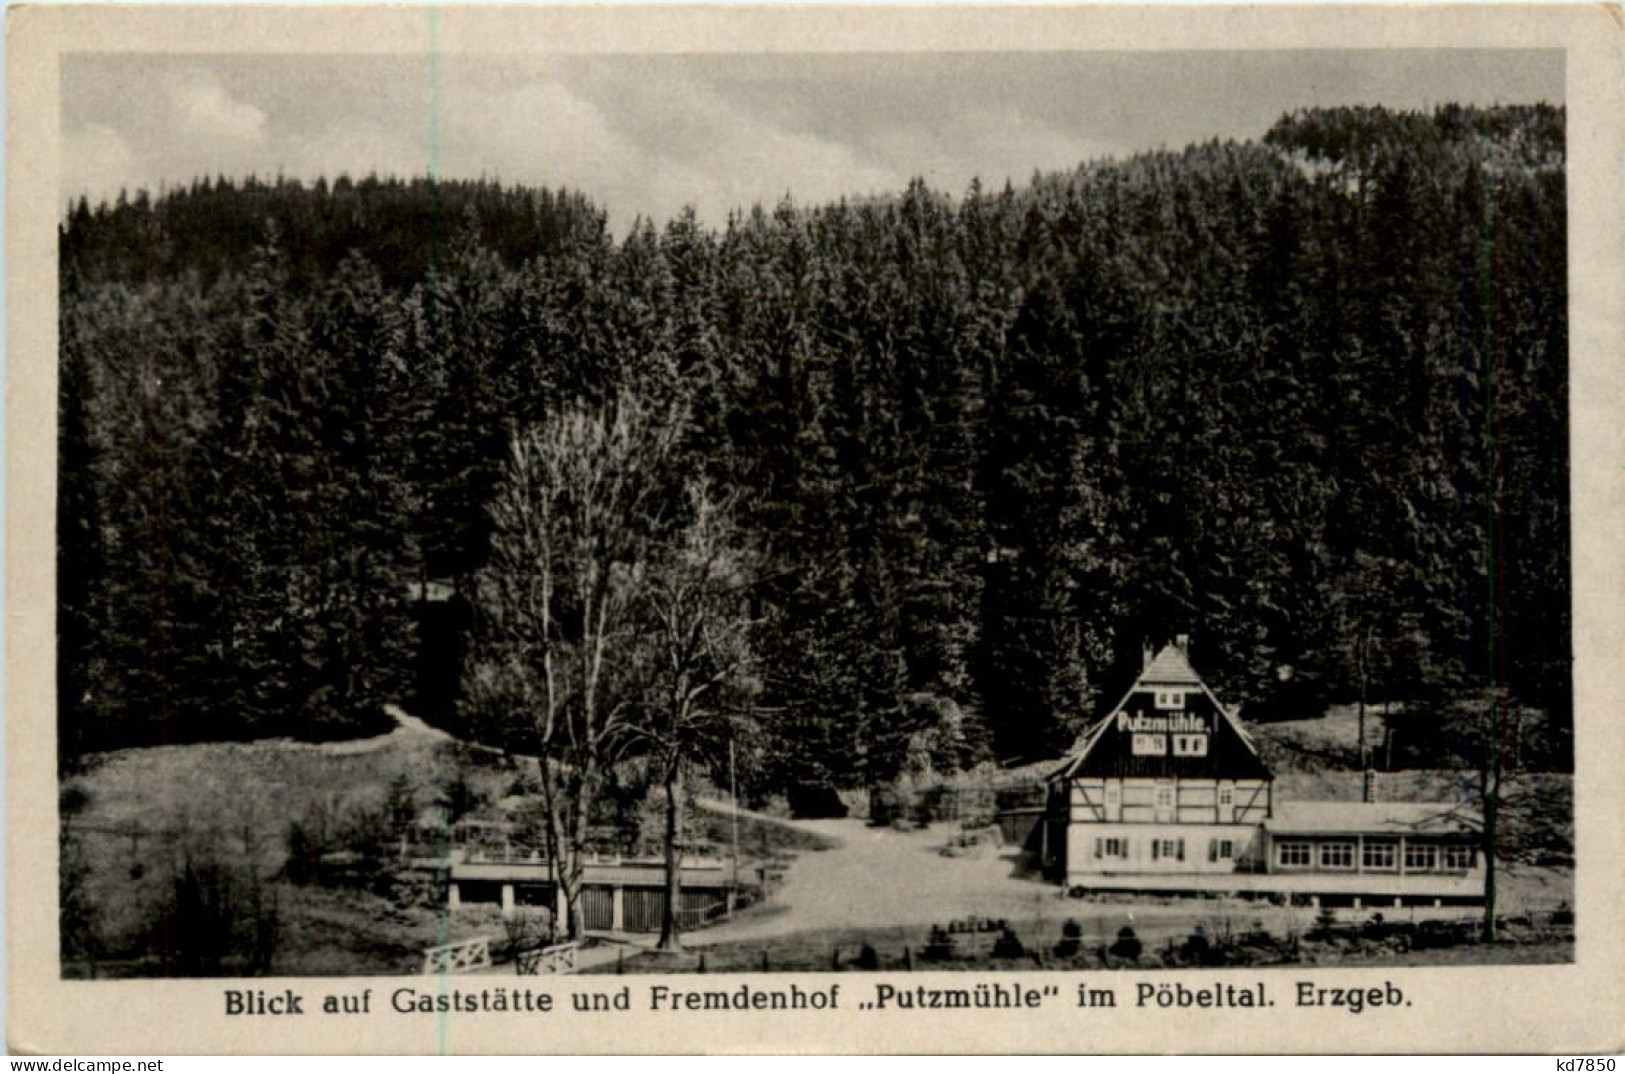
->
xmin=1154 ymin=690 xmax=1185 ymax=710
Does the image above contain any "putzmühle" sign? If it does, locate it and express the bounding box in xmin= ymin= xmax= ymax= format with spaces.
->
xmin=1118 ymin=712 xmax=1208 ymax=734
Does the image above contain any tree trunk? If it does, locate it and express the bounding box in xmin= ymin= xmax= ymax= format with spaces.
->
xmin=1356 ymin=626 xmax=1371 ymax=794
xmin=657 ymin=759 xmax=685 ymax=952
xmin=1482 ymin=695 xmax=1503 ymax=944
xmin=565 ymin=773 xmax=593 ymax=941
xmin=1382 ymin=701 xmax=1393 ymax=770
xmin=538 ymin=756 xmax=587 ymax=942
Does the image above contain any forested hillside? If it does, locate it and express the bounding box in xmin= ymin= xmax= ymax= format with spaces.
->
xmin=58 ymin=104 xmax=1570 ymax=793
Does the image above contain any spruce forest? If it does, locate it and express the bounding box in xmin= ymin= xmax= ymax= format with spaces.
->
xmin=58 ymin=103 xmax=1570 ymax=798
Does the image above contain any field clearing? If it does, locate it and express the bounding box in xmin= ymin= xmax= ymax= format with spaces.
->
xmin=61 ymin=716 xmax=836 ymax=977
xmin=61 ymin=719 xmax=505 ymax=977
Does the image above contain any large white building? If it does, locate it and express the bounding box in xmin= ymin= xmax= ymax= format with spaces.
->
xmin=1046 ymin=639 xmax=1485 ymax=906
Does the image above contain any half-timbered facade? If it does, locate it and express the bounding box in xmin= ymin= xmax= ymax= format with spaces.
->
xmin=1046 ymin=638 xmax=1484 ymax=905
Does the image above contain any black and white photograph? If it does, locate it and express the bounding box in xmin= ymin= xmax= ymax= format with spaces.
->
xmin=50 ymin=40 xmax=1578 ymax=982
xmin=12 ymin=5 xmax=1624 ymax=1055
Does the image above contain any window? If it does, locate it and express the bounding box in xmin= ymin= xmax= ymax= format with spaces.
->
xmin=1277 ymin=841 xmax=1312 ymax=867
xmin=1442 ymin=845 xmax=1475 ymax=870
xmin=1154 ymin=785 xmax=1175 ymax=809
xmin=1152 ymin=838 xmax=1185 ymax=862
xmin=1173 ymin=734 xmax=1208 ymax=757
xmin=1132 ymin=733 xmax=1167 ymax=756
xmin=1208 ymin=839 xmax=1234 ymax=862
xmin=1154 ymin=690 xmax=1185 ymax=710
xmin=1218 ymin=786 xmax=1234 ymax=807
xmin=1319 ymin=843 xmax=1355 ymax=870
xmin=1404 ymin=844 xmax=1438 ymax=871
xmin=1094 ymin=837 xmax=1128 ymax=860
xmin=1362 ymin=841 xmax=1398 ymax=871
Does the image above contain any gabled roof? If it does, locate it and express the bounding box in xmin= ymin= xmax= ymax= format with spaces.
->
xmin=1049 ymin=643 xmax=1269 ymax=783
xmin=1140 ymin=645 xmax=1203 ymax=686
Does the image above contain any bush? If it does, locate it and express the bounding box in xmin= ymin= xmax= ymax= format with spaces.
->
xmin=1182 ymin=926 xmax=1211 ymax=963
xmin=384 ymin=867 xmax=446 ymax=910
xmin=855 ymin=943 xmax=879 ymax=971
xmin=1414 ymin=919 xmax=1479 ymax=950
xmin=1109 ymin=926 xmax=1142 ymax=962
xmin=787 ymin=782 xmax=848 ymax=820
xmin=151 ymin=847 xmax=282 ymax=977
xmin=1054 ymin=919 xmax=1083 ymax=959
xmin=1240 ymin=921 xmax=1280 ymax=950
xmin=922 ymin=925 xmax=957 ymax=962
xmin=500 ymin=907 xmax=555 ymax=963
xmin=440 ymin=766 xmax=487 ymax=825
xmin=991 ymin=927 xmax=1026 ymax=960
xmin=285 ymin=819 xmax=322 ymax=886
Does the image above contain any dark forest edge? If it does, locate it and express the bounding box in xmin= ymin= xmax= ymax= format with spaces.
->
xmin=58 ymin=103 xmax=1570 ymax=804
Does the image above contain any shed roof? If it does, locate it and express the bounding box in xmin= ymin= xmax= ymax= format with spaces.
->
xmin=1266 ymin=800 xmax=1480 ymax=837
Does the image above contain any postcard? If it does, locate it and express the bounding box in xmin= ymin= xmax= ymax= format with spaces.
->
xmin=8 ymin=4 xmax=1623 ymax=1055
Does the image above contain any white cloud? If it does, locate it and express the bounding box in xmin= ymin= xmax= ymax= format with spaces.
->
xmin=61 ymin=122 xmax=136 ymax=204
xmin=164 ymin=71 xmax=267 ymax=145
xmin=427 ymin=68 xmax=909 ymax=226
xmin=60 ymin=58 xmax=1103 ymax=223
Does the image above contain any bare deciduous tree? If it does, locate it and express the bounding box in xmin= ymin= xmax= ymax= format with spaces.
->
xmin=624 ymin=482 xmax=757 ymax=952
xmin=463 ymin=395 xmax=677 ymax=940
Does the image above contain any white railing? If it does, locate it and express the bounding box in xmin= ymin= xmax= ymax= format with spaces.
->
xmin=422 ymin=936 xmax=492 ymax=975
xmin=516 ymin=941 xmax=579 ymax=975
xmin=459 ymin=846 xmax=730 ymax=870
xmin=676 ymin=898 xmax=731 ymax=930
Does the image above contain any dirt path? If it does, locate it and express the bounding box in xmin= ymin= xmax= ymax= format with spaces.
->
xmin=688 ymin=817 xmax=1065 ymax=946
xmin=681 ymin=811 xmax=1329 ymax=949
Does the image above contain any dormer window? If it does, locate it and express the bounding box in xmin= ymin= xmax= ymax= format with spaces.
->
xmin=1154 ymin=689 xmax=1184 ymax=710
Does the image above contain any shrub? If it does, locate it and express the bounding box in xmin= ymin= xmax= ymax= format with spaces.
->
xmin=152 ymin=847 xmax=282 ymax=977
xmin=385 ymin=772 xmax=419 ymax=831
xmin=787 ymin=782 xmax=848 ymax=820
xmin=922 ymin=925 xmax=957 ymax=962
xmin=1109 ymin=926 xmax=1142 ymax=962
xmin=500 ymin=908 xmax=554 ymax=964
xmin=1182 ymin=926 xmax=1211 ymax=964
xmin=440 ymin=766 xmax=486 ymax=825
xmin=285 ymin=819 xmax=322 ymax=886
xmin=991 ymin=927 xmax=1025 ymax=959
xmin=855 ymin=943 xmax=879 ymax=971
xmin=1054 ymin=919 xmax=1084 ymax=958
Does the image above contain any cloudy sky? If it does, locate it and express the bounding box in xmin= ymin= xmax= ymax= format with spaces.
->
xmin=63 ymin=50 xmax=1562 ymax=226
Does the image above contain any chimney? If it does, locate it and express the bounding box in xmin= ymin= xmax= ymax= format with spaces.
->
xmin=1174 ymin=633 xmax=1191 ymax=658
xmin=1142 ymin=641 xmax=1155 ymax=671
